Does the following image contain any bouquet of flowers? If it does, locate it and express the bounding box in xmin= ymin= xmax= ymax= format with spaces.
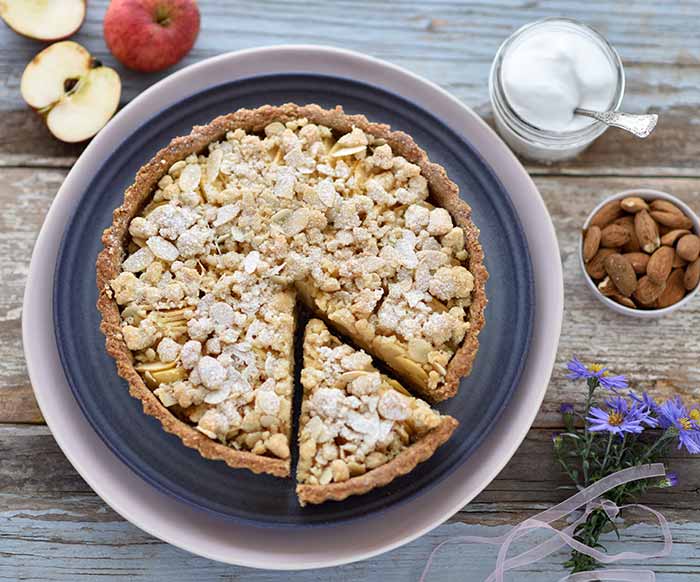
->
xmin=553 ymin=357 xmax=700 ymax=573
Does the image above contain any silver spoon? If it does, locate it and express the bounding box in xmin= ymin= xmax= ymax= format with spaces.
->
xmin=574 ymin=108 xmax=658 ymax=138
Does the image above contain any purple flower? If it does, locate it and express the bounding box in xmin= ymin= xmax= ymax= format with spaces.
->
xmin=656 ymin=472 xmax=679 ymax=488
xmin=630 ymin=391 xmax=660 ymax=416
xmin=566 ymin=357 xmax=628 ymax=391
xmin=598 ymin=374 xmax=630 ymax=391
xmin=567 ymin=356 xmax=594 ymax=380
xmin=551 ymin=432 xmax=563 ymax=448
xmin=626 ymin=392 xmax=659 ymax=428
xmin=560 ymin=403 xmax=574 ymax=416
xmin=657 ymin=397 xmax=700 ymax=454
xmin=586 ymin=396 xmax=654 ymax=436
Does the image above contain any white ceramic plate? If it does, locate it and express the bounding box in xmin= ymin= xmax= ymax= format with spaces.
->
xmin=23 ymin=45 xmax=563 ymax=569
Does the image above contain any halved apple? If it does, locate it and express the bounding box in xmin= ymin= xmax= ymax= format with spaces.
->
xmin=21 ymin=41 xmax=121 ymax=143
xmin=0 ymin=0 xmax=86 ymax=41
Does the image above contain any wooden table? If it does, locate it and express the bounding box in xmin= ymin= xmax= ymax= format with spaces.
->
xmin=2 ymin=2 xmax=699 ymax=579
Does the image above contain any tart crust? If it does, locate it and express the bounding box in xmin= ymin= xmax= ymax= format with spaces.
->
xmin=97 ymin=103 xmax=487 ymax=478
xmin=297 ymin=415 xmax=458 ymax=506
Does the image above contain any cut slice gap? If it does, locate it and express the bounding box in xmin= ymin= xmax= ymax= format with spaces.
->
xmin=296 ymin=318 xmax=457 ymax=506
xmin=293 ymin=291 xmax=399 ymax=394
xmin=294 ymin=279 xmax=446 ymax=402
xmin=288 ymin=302 xmax=311 ymax=481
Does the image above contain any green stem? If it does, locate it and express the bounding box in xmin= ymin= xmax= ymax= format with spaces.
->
xmin=639 ymin=429 xmax=673 ymax=463
xmin=580 ymin=378 xmax=599 ymax=485
xmin=615 ymin=433 xmax=627 ymax=467
xmin=556 ymin=455 xmax=580 ymax=485
xmin=600 ymin=432 xmax=614 ymax=473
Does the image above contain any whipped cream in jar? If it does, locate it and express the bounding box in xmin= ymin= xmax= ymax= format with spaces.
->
xmin=489 ymin=18 xmax=625 ymax=162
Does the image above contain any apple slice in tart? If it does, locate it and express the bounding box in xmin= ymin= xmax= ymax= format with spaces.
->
xmin=296 ymin=318 xmax=458 ymax=505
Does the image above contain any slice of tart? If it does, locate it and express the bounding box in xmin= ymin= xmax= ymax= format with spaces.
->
xmin=104 ymin=245 xmax=296 ymax=477
xmin=296 ymin=318 xmax=458 ymax=505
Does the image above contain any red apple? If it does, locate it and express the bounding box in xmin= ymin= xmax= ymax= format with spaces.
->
xmin=104 ymin=0 xmax=200 ymax=72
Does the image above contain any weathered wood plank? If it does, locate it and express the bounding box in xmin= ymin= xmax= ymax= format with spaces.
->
xmin=2 ymin=0 xmax=700 ymax=111
xmin=2 ymin=425 xmax=698 ymax=525
xmin=2 ymin=1 xmax=700 ymax=174
xmin=1 ymin=488 xmax=699 ymax=579
xmin=1 ymin=424 xmax=698 ymax=579
xmin=527 ymin=108 xmax=700 ymax=177
xmin=0 ymin=111 xmax=84 ymax=167
xmin=0 ymin=386 xmax=43 ymax=424
xmin=0 ymin=167 xmax=61 ymax=424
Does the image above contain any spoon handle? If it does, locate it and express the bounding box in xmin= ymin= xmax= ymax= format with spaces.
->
xmin=575 ymin=108 xmax=658 ymax=138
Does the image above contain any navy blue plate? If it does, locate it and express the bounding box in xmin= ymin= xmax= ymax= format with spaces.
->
xmin=54 ymin=74 xmax=534 ymax=527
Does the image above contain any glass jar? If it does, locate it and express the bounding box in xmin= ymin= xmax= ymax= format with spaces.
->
xmin=489 ymin=18 xmax=625 ymax=163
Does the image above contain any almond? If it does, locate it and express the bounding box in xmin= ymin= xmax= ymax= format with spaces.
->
xmin=609 ymin=292 xmax=637 ymax=309
xmin=590 ymin=200 xmax=623 ymax=229
xmin=676 ymin=234 xmax=700 ymax=262
xmin=657 ymin=269 xmax=686 ymax=308
xmin=684 ymin=258 xmax=700 ymax=291
xmin=660 ymin=229 xmax=691 ymax=246
xmin=586 ymin=248 xmax=616 ymax=280
xmin=634 ymin=210 xmax=660 ymax=254
xmin=633 ymin=275 xmax=666 ymax=305
xmin=613 ymin=215 xmax=634 ymax=227
xmin=582 ymin=226 xmax=601 ymax=262
xmin=650 ymin=210 xmax=693 ymax=230
xmin=622 ymin=252 xmax=649 ymax=275
xmin=597 ymin=276 xmax=617 ymax=296
xmin=672 ymin=252 xmax=687 ymax=269
xmin=613 ymin=216 xmax=639 ymax=251
xmin=600 ymin=224 xmax=631 ymax=248
xmin=650 ymin=199 xmax=684 ymax=216
xmin=621 ymin=196 xmax=649 ymax=213
xmin=603 ymin=254 xmax=637 ymax=297
xmin=646 ymin=245 xmax=675 ymax=283
xmin=621 ymin=223 xmax=641 ymax=252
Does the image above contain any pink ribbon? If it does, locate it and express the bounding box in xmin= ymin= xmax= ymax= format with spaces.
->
xmin=419 ymin=463 xmax=672 ymax=582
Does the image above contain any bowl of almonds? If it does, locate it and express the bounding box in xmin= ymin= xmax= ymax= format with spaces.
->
xmin=580 ymin=189 xmax=700 ymax=317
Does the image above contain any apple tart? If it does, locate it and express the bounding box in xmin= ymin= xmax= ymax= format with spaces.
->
xmin=97 ymin=103 xmax=486 ymax=488
xmin=297 ymin=319 xmax=458 ymax=505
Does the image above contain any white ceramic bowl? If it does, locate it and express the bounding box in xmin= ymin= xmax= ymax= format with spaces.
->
xmin=580 ymin=188 xmax=700 ymax=318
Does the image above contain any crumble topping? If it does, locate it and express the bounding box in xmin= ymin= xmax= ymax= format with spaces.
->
xmin=110 ymin=118 xmax=475 ymax=460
